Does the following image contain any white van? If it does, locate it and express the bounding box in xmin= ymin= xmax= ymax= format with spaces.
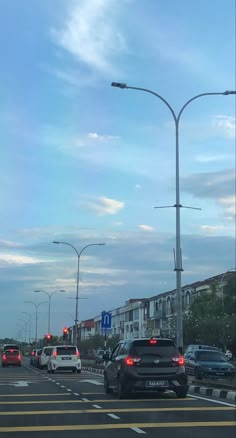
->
xmin=39 ymin=347 xmax=53 ymax=369
xmin=47 ymin=345 xmax=81 ymax=373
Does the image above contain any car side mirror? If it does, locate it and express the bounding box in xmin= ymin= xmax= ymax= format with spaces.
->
xmin=103 ymin=352 xmax=111 ymax=361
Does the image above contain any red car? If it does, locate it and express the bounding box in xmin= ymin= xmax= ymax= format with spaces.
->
xmin=1 ymin=349 xmax=22 ymax=367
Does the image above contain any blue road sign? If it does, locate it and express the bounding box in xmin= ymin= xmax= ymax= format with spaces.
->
xmin=101 ymin=311 xmax=112 ymax=331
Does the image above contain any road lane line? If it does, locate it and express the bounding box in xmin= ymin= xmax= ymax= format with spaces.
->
xmin=0 ymin=421 xmax=235 ymax=432
xmin=130 ymin=427 xmax=146 ymax=434
xmin=189 ymin=394 xmax=236 ymax=407
xmin=0 ymin=406 xmax=233 ymax=415
xmin=66 ymin=389 xmax=72 ymax=392
xmin=73 ymin=393 xmax=79 ymax=396
xmin=0 ymin=400 xmax=85 ymax=405
xmin=107 ymin=414 xmax=120 ymax=420
xmin=81 ymin=398 xmax=89 ymax=401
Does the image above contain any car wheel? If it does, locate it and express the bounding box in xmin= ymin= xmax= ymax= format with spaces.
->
xmin=18 ymin=364 xmax=21 ymax=367
xmin=117 ymin=377 xmax=127 ymax=399
xmin=72 ymin=369 xmax=77 ymax=373
xmin=175 ymin=387 xmax=188 ymax=398
xmin=104 ymin=374 xmax=113 ymax=394
xmin=77 ymin=369 xmax=81 ymax=374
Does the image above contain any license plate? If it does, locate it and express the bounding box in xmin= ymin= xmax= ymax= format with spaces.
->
xmin=62 ymin=357 xmax=71 ymax=360
xmin=145 ymin=380 xmax=168 ymax=387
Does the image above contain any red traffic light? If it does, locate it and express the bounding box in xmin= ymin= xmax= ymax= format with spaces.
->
xmin=45 ymin=334 xmax=52 ymax=339
xmin=63 ymin=327 xmax=69 ymax=334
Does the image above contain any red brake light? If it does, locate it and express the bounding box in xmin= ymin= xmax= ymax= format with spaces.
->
xmin=10 ymin=349 xmax=14 ymax=352
xmin=124 ymin=356 xmax=141 ymax=366
xmin=2 ymin=354 xmax=6 ymax=360
xmin=53 ymin=351 xmax=57 ymax=357
xmin=172 ymin=356 xmax=185 ymax=366
xmin=17 ymin=354 xmax=21 ymax=360
xmin=76 ymin=351 xmax=80 ymax=357
xmin=149 ymin=339 xmax=157 ymax=344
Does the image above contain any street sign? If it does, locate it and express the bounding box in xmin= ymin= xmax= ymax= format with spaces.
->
xmin=101 ymin=311 xmax=112 ymax=331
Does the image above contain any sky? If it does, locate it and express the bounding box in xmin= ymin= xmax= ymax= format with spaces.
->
xmin=0 ymin=0 xmax=235 ymax=340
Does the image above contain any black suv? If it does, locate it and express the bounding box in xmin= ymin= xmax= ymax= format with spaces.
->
xmin=104 ymin=338 xmax=188 ymax=399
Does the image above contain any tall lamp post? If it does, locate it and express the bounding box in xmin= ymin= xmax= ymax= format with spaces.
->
xmin=22 ymin=312 xmax=32 ymax=344
xmin=34 ymin=289 xmax=65 ymax=334
xmin=111 ymin=82 xmax=236 ymax=353
xmin=24 ymin=301 xmax=47 ymax=347
xmin=53 ymin=241 xmax=105 ymax=346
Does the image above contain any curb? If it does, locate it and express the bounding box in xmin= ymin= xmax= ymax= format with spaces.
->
xmin=189 ymin=384 xmax=236 ymax=402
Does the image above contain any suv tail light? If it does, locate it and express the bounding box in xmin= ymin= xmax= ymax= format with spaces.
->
xmin=53 ymin=351 xmax=57 ymax=357
xmin=17 ymin=354 xmax=21 ymax=360
xmin=124 ymin=356 xmax=141 ymax=366
xmin=2 ymin=354 xmax=6 ymax=360
xmin=76 ymin=351 xmax=80 ymax=357
xmin=171 ymin=355 xmax=185 ymax=366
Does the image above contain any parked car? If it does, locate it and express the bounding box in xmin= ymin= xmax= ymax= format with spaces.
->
xmin=95 ymin=349 xmax=110 ymax=364
xmin=35 ymin=349 xmax=43 ymax=368
xmin=39 ymin=347 xmax=53 ymax=369
xmin=1 ymin=349 xmax=21 ymax=367
xmin=184 ymin=344 xmax=221 ymax=358
xmin=47 ymin=345 xmax=81 ymax=374
xmin=30 ymin=349 xmax=41 ymax=367
xmin=185 ymin=348 xmax=235 ymax=379
xmin=103 ymin=338 xmax=188 ymax=399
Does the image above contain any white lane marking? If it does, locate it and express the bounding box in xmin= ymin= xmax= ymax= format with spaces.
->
xmin=92 ymin=404 xmax=102 ymax=409
xmin=189 ymin=394 xmax=236 ymax=407
xmin=107 ymin=413 xmax=120 ymax=420
xmin=56 ymin=383 xmax=60 ymax=385
xmin=81 ymin=398 xmax=89 ymax=401
xmin=130 ymin=427 xmax=147 ymax=434
xmin=73 ymin=393 xmax=79 ymax=396
xmin=66 ymin=389 xmax=72 ymax=392
xmin=60 ymin=385 xmax=65 ymax=388
xmin=80 ymin=379 xmax=103 ymax=386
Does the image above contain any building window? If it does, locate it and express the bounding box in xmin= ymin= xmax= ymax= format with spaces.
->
xmin=167 ymin=297 xmax=171 ymax=314
xmin=186 ymin=291 xmax=191 ymax=306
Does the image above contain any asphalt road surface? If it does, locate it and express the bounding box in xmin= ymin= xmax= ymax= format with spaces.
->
xmin=0 ymin=359 xmax=235 ymax=437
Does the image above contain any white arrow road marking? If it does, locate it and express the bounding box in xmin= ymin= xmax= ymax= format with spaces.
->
xmin=80 ymin=379 xmax=103 ymax=386
xmin=0 ymin=380 xmax=37 ymax=387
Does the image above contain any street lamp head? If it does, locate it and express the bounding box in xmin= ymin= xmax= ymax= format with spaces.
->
xmin=53 ymin=241 xmax=60 ymax=244
xmin=223 ymin=90 xmax=236 ymax=95
xmin=111 ymin=82 xmax=127 ymax=89
xmin=98 ymin=243 xmax=105 ymax=246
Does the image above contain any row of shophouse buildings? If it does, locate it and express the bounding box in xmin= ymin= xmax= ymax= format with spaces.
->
xmin=68 ymin=271 xmax=233 ymax=344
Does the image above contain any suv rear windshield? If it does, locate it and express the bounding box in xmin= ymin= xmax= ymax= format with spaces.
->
xmin=130 ymin=339 xmax=178 ymax=357
xmin=5 ymin=350 xmax=19 ymax=356
xmin=56 ymin=347 xmax=77 ymax=356
xmin=43 ymin=348 xmax=52 ymax=356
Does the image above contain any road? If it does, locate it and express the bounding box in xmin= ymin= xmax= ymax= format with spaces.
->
xmin=0 ymin=359 xmax=235 ymax=437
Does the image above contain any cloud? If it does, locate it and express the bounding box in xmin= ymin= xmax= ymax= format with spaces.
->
xmin=200 ymin=225 xmax=228 ymax=234
xmin=213 ymin=115 xmax=236 ymax=139
xmin=0 ymin=253 xmax=44 ymax=267
xmin=87 ymin=132 xmax=120 ymax=142
xmin=182 ymin=169 xmax=235 ymax=200
xmin=193 ymin=154 xmax=232 ymax=163
xmin=138 ymin=225 xmax=155 ymax=232
xmin=135 ymin=184 xmax=142 ymax=189
xmin=218 ymin=195 xmax=236 ymax=222
xmin=51 ymin=0 xmax=126 ymax=75
xmin=85 ymin=196 xmax=124 ymax=215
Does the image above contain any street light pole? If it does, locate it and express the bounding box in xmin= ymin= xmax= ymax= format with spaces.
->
xmin=22 ymin=312 xmax=32 ymax=344
xmin=53 ymin=241 xmax=105 ymax=346
xmin=111 ymin=82 xmax=236 ymax=353
xmin=24 ymin=301 xmax=47 ymax=347
xmin=34 ymin=289 xmax=65 ymax=334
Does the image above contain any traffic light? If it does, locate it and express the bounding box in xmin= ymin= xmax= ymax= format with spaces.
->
xmin=45 ymin=334 xmax=52 ymax=343
xmin=63 ymin=327 xmax=69 ymax=341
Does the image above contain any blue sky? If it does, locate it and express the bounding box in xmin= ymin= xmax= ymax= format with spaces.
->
xmin=0 ymin=0 xmax=235 ymax=340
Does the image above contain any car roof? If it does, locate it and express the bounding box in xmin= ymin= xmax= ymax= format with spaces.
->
xmin=193 ymin=349 xmax=223 ymax=353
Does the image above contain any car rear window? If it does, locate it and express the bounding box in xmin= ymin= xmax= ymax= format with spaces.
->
xmin=5 ymin=350 xmax=19 ymax=356
xmin=130 ymin=339 xmax=178 ymax=357
xmin=56 ymin=346 xmax=77 ymax=356
xmin=196 ymin=351 xmax=225 ymax=361
xmin=44 ymin=348 xmax=52 ymax=356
